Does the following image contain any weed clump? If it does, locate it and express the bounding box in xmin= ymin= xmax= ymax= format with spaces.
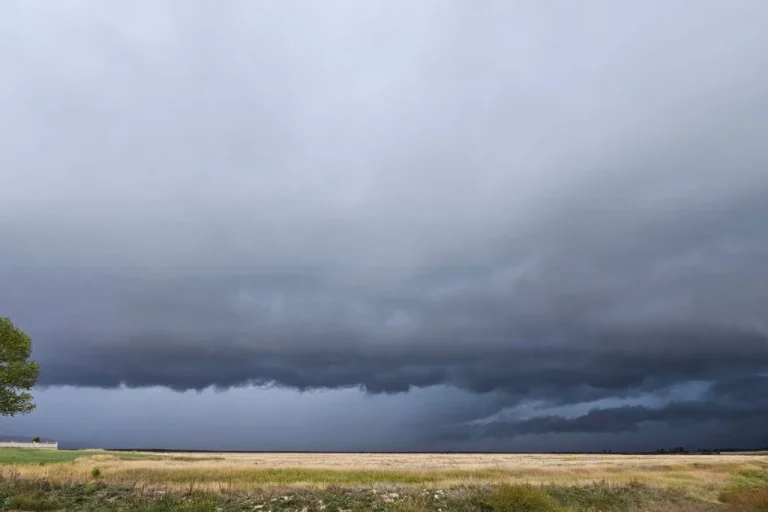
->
xmin=477 ymin=484 xmax=564 ymax=511
xmin=8 ymin=493 xmax=62 ymax=511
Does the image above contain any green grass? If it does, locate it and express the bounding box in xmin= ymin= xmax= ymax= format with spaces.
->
xmin=109 ymin=467 xmax=513 ymax=486
xmin=729 ymin=467 xmax=768 ymax=488
xmin=0 ymin=448 xmax=94 ymax=464
xmin=0 ymin=448 xmax=211 ymax=465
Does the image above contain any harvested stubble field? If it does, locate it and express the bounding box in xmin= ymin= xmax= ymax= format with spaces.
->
xmin=1 ymin=449 xmax=767 ymax=511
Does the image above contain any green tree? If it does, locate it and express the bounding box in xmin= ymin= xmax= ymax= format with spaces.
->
xmin=0 ymin=317 xmax=39 ymax=416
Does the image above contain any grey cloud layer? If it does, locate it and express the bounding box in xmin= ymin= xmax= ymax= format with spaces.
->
xmin=2 ymin=1 xmax=768 ymax=447
xmin=472 ymin=376 xmax=768 ymax=439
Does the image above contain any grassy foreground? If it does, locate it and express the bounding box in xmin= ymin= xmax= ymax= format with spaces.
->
xmin=0 ymin=449 xmax=766 ymax=511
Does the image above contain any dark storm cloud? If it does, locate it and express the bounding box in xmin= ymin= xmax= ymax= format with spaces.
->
xmin=27 ymin=285 xmax=768 ymax=399
xmin=482 ymin=402 xmax=768 ymax=437
xmin=434 ymin=376 xmax=768 ymax=441
xmin=708 ymin=376 xmax=768 ymax=404
xmin=2 ymin=1 xmax=768 ymax=448
xmin=480 ymin=377 xmax=768 ymax=438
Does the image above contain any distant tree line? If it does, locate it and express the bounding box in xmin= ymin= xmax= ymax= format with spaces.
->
xmin=652 ymin=447 xmax=768 ymax=455
xmin=655 ymin=447 xmax=688 ymax=454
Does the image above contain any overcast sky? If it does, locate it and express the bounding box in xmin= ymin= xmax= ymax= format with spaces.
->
xmin=2 ymin=1 xmax=767 ymax=451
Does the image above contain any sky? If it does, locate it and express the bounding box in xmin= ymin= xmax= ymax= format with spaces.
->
xmin=1 ymin=1 xmax=767 ymax=452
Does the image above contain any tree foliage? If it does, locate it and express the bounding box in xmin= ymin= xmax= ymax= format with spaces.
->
xmin=0 ymin=317 xmax=39 ymax=416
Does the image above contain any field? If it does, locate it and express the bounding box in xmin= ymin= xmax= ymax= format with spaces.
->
xmin=0 ymin=449 xmax=767 ymax=511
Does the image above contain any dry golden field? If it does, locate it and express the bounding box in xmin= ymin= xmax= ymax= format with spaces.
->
xmin=5 ymin=450 xmax=767 ymax=494
xmin=1 ymin=449 xmax=767 ymax=510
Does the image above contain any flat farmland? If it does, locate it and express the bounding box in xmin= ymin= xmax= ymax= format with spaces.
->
xmin=1 ymin=449 xmax=767 ymax=511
